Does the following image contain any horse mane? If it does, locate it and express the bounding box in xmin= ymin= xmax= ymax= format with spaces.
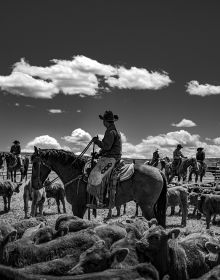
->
xmin=35 ymin=149 xmax=87 ymax=169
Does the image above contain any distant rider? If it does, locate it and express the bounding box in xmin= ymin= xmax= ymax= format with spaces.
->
xmin=196 ymin=147 xmax=205 ymax=167
xmin=10 ymin=140 xmax=22 ymax=166
xmin=151 ymin=149 xmax=160 ymax=167
xmin=172 ymin=144 xmax=186 ymax=170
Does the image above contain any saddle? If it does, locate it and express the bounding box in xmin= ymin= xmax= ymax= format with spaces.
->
xmin=85 ymin=159 xmax=135 ymax=209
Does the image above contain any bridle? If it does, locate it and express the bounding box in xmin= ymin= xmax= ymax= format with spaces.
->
xmin=32 ymin=154 xmax=83 ymax=189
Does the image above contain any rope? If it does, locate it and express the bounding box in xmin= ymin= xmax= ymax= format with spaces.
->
xmin=71 ymin=139 xmax=94 ymax=166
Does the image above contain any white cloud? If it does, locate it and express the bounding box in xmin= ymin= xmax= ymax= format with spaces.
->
xmin=23 ymin=135 xmax=71 ymax=153
xmin=22 ymin=130 xmax=220 ymax=159
xmin=121 ymin=130 xmax=220 ymax=159
xmin=186 ymin=80 xmax=220 ymax=96
xmin=0 ymin=56 xmax=172 ymax=98
xmin=62 ymin=128 xmax=92 ymax=145
xmin=212 ymin=137 xmax=220 ymax=145
xmin=172 ymin=118 xmax=197 ymax=128
xmin=48 ymin=109 xmax=63 ymax=114
xmin=106 ymin=67 xmax=172 ymax=90
xmin=23 ymin=135 xmax=62 ymax=152
xmin=0 ymin=72 xmax=58 ymax=99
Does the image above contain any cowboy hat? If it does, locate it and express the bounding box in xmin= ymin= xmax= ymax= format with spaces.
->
xmin=13 ymin=140 xmax=20 ymax=144
xmin=177 ymin=144 xmax=183 ymax=149
xmin=197 ymin=147 xmax=204 ymax=151
xmin=99 ymin=111 xmax=119 ymax=122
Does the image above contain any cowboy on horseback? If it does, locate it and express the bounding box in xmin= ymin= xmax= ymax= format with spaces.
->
xmin=172 ymin=144 xmax=186 ymax=172
xmin=87 ymin=110 xmax=122 ymax=208
xmin=150 ymin=149 xmax=160 ymax=167
xmin=196 ymin=147 xmax=205 ymax=166
xmin=10 ymin=140 xmax=22 ymax=167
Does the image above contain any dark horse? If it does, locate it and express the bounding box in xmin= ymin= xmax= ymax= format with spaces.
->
xmin=188 ymin=161 xmax=207 ymax=183
xmin=0 ymin=153 xmax=29 ymax=182
xmin=31 ymin=147 xmax=167 ymax=227
xmin=165 ymin=157 xmax=198 ymax=184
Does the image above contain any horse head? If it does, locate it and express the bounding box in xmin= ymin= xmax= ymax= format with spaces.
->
xmin=189 ymin=157 xmax=199 ymax=172
xmin=0 ymin=153 xmax=5 ymax=168
xmin=14 ymin=182 xmax=22 ymax=193
xmin=31 ymin=147 xmax=51 ymax=190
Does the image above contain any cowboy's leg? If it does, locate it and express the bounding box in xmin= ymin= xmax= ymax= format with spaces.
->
xmin=88 ymin=157 xmax=115 ymax=207
xmin=3 ymin=196 xmax=7 ymax=211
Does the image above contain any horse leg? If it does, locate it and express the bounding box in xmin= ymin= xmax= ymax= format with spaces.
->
xmin=31 ymin=191 xmax=38 ymax=217
xmin=14 ymin=170 xmax=16 ymax=182
xmin=116 ymin=206 xmax=121 ymax=217
xmin=135 ymin=203 xmax=139 ymax=216
xmin=188 ymin=171 xmax=192 ymax=182
xmin=56 ymin=197 xmax=61 ymax=214
xmin=195 ymin=173 xmax=198 ymax=183
xmin=3 ymin=196 xmax=7 ymax=212
xmin=170 ymin=206 xmax=175 ymax=215
xmin=87 ymin=208 xmax=91 ymax=220
xmin=39 ymin=201 xmax=44 ymax=216
xmin=7 ymin=195 xmax=11 ymax=212
xmin=23 ymin=190 xmax=29 ymax=219
xmin=61 ymin=195 xmax=66 ymax=213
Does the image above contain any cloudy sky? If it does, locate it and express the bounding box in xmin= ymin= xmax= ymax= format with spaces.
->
xmin=0 ymin=0 xmax=220 ymax=158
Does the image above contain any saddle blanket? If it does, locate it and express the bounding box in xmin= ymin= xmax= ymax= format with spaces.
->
xmin=118 ymin=163 xmax=134 ymax=182
xmin=84 ymin=159 xmax=134 ymax=182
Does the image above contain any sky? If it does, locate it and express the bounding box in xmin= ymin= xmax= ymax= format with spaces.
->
xmin=0 ymin=0 xmax=220 ymax=158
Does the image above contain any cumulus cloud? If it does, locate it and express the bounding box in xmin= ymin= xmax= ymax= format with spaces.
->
xmin=23 ymin=135 xmax=62 ymax=152
xmin=62 ymin=128 xmax=92 ymax=145
xmin=22 ymin=130 xmax=220 ymax=158
xmin=106 ymin=67 xmax=172 ymax=90
xmin=172 ymin=118 xmax=197 ymax=128
xmin=48 ymin=109 xmax=63 ymax=114
xmin=212 ymin=137 xmax=220 ymax=145
xmin=22 ymin=135 xmax=72 ymax=153
xmin=0 ymin=72 xmax=58 ymax=98
xmin=186 ymin=80 xmax=220 ymax=96
xmin=121 ymin=130 xmax=220 ymax=159
xmin=0 ymin=56 xmax=172 ymax=98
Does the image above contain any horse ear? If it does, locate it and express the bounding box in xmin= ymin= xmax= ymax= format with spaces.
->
xmin=34 ymin=146 xmax=39 ymax=154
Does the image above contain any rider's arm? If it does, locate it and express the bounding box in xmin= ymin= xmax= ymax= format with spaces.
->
xmin=94 ymin=130 xmax=115 ymax=151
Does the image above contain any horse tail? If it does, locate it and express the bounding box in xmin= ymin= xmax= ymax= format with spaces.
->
xmin=154 ymin=171 xmax=167 ymax=228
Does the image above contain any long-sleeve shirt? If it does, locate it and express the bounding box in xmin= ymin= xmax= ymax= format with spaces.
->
xmin=196 ymin=151 xmax=205 ymax=161
xmin=95 ymin=124 xmax=122 ymax=160
xmin=173 ymin=149 xmax=184 ymax=160
xmin=10 ymin=144 xmax=21 ymax=155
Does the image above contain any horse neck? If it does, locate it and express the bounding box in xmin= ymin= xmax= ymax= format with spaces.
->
xmin=180 ymin=158 xmax=192 ymax=172
xmin=44 ymin=159 xmax=80 ymax=185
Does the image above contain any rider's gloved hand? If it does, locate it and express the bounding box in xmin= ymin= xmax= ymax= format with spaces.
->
xmin=92 ymin=136 xmax=99 ymax=144
xmin=91 ymin=152 xmax=99 ymax=159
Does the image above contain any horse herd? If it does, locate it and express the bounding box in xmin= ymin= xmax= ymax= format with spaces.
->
xmin=1 ymin=148 xmax=220 ymax=279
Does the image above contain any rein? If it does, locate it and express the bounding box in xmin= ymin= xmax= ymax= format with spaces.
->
xmin=36 ymin=156 xmax=84 ymax=191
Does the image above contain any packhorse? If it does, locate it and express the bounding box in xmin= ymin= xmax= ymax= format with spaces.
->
xmin=165 ymin=157 xmax=198 ymax=184
xmin=0 ymin=153 xmax=29 ymax=182
xmin=188 ymin=161 xmax=207 ymax=183
xmin=31 ymin=147 xmax=167 ymax=227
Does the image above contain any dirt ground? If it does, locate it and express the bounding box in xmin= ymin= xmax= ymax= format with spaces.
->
xmin=1 ymin=173 xmax=220 ymax=239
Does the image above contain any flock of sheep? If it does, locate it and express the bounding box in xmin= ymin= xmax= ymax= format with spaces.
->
xmin=1 ymin=169 xmax=220 ymax=279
